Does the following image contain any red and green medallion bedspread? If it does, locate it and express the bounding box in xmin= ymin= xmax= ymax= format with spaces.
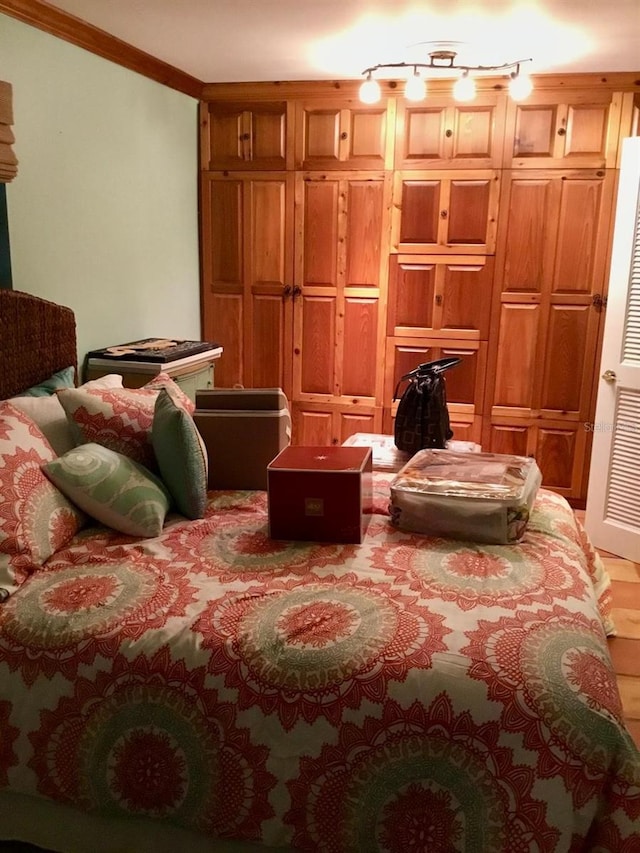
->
xmin=1 ymin=477 xmax=638 ymax=851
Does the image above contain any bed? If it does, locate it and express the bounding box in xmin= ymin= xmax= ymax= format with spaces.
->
xmin=0 ymin=289 xmax=639 ymax=853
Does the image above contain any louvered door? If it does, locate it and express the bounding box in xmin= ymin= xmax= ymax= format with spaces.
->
xmin=585 ymin=138 xmax=640 ymax=561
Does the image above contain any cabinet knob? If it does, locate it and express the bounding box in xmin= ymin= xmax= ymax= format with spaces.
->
xmin=283 ymin=285 xmax=292 ymax=299
xmin=340 ymin=131 xmax=348 ymax=140
xmin=435 ymin=294 xmax=443 ymax=305
xmin=445 ymin=129 xmax=453 ymax=138
xmin=602 ymin=370 xmax=617 ymax=383
xmin=592 ymin=293 xmax=607 ymax=310
xmin=557 ymin=127 xmax=566 ymax=136
xmin=440 ymin=209 xmax=448 ymax=219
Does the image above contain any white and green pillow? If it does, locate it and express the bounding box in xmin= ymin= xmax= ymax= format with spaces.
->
xmin=152 ymin=388 xmax=208 ymax=519
xmin=43 ymin=443 xmax=171 ymax=537
xmin=0 ymin=402 xmax=86 ymax=596
xmin=9 ymin=374 xmax=125 ymax=457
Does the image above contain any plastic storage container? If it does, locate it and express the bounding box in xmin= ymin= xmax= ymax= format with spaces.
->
xmin=389 ymin=449 xmax=542 ymax=544
xmin=193 ymin=388 xmax=290 ymax=490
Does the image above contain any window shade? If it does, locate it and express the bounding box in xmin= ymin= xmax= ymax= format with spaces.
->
xmin=0 ymin=82 xmax=18 ymax=183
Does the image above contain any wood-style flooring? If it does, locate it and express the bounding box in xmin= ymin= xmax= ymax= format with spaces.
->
xmin=602 ymin=551 xmax=640 ymax=749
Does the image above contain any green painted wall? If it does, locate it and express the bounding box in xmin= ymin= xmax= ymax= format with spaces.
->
xmin=0 ymin=15 xmax=200 ymax=364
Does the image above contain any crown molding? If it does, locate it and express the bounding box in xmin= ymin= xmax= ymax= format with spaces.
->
xmin=0 ymin=0 xmax=204 ymax=98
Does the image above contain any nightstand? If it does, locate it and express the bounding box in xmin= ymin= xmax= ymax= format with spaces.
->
xmin=84 ymin=338 xmax=223 ymax=403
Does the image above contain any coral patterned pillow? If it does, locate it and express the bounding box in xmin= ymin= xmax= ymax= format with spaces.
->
xmin=143 ymin=372 xmax=195 ymax=414
xmin=57 ymin=385 xmax=159 ymax=470
xmin=57 ymin=374 xmax=194 ymax=470
xmin=0 ymin=402 xmax=86 ymax=599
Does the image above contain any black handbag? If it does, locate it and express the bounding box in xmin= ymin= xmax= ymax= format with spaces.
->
xmin=393 ymin=357 xmax=461 ymax=454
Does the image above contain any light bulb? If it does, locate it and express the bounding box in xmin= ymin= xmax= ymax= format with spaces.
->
xmin=453 ymin=72 xmax=476 ymax=102
xmin=509 ymin=71 xmax=533 ymax=101
xmin=359 ymin=75 xmax=381 ymax=104
xmin=404 ymin=70 xmax=426 ymax=102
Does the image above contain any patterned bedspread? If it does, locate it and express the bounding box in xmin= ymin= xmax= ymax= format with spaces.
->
xmin=0 ymin=477 xmax=638 ymax=851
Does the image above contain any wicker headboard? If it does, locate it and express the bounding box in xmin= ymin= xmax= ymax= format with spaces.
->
xmin=0 ymin=289 xmax=77 ymax=399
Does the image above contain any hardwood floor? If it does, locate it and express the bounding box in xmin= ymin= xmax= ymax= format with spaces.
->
xmin=602 ymin=551 xmax=640 ymax=749
xmin=573 ymin=510 xmax=640 ymax=749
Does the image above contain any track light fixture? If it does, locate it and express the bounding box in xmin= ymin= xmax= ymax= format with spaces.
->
xmin=359 ymin=50 xmax=533 ymax=104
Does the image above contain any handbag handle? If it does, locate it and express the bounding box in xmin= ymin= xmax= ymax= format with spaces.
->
xmin=400 ymin=357 xmax=461 ymax=382
xmin=393 ymin=356 xmax=461 ymax=400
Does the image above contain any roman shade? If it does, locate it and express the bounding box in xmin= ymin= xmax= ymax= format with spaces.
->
xmin=0 ymin=82 xmax=18 ymax=182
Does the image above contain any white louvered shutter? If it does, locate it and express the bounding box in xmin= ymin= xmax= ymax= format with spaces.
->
xmin=585 ymin=137 xmax=640 ymax=562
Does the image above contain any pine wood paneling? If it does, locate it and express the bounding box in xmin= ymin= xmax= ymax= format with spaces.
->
xmin=394 ymin=95 xmax=507 ymax=169
xmin=342 ymin=297 xmax=378 ymax=396
xmin=301 ymin=180 xmax=339 ymax=285
xmin=541 ymin=305 xmax=592 ymax=413
xmin=294 ymin=407 xmax=333 ymax=445
xmin=293 ymin=171 xmax=390 ymax=415
xmin=388 ymin=259 xmax=436 ymax=332
xmin=204 ymin=293 xmax=242 ymax=388
xmin=500 ymin=177 xmax=556 ymax=292
xmin=536 ymin=426 xmax=582 ymax=491
xmin=251 ymin=293 xmax=286 ymax=388
xmin=553 ymin=176 xmax=613 ymax=293
xmin=201 ymin=171 xmax=293 ymax=393
xmin=493 ymin=303 xmax=540 ymax=408
xmin=447 ymin=178 xmax=492 ymax=244
xmin=397 ymin=179 xmax=440 ymax=244
xmin=387 ymin=256 xmax=492 ymax=340
xmin=346 ymin=182 xmax=384 ymax=287
xmin=205 ymin=102 xmax=291 ymax=170
xmin=440 ymin=259 xmax=493 ymax=338
xmin=505 ymin=90 xmax=623 ymax=168
xmin=295 ymin=100 xmax=393 ymax=170
xmin=291 ymin=402 xmax=380 ymax=445
xmin=488 ymin=423 xmax=529 ymax=457
xmin=197 ymin=75 xmax=639 ymax=501
xmin=392 ymin=170 xmax=500 ymax=254
xmin=301 ymin=295 xmax=335 ymax=394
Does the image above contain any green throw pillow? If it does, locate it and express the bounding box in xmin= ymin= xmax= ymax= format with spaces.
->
xmin=43 ymin=443 xmax=171 ymax=537
xmin=20 ymin=365 xmax=76 ymax=397
xmin=152 ymin=388 xmax=208 ymax=519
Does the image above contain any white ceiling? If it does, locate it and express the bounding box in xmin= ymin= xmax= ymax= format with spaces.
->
xmin=41 ymin=0 xmax=640 ymax=84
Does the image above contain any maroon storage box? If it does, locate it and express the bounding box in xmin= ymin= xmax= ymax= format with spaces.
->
xmin=267 ymin=446 xmax=373 ymax=543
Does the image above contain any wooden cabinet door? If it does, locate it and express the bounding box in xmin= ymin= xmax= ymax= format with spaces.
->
xmin=395 ymin=94 xmax=507 ymax=169
xmin=391 ymin=170 xmax=500 ymax=254
xmin=484 ymin=420 xmax=589 ymax=498
xmin=484 ymin=169 xmax=616 ymax=498
xmin=292 ymin=402 xmax=381 ymax=446
xmin=295 ymin=100 xmax=394 ymax=169
xmin=202 ymin=101 xmax=293 ymax=170
xmin=504 ymin=90 xmax=623 ymax=169
xmin=387 ymin=255 xmax=493 ymax=340
xmin=291 ymin=171 xmax=392 ymax=439
xmin=200 ymin=172 xmax=294 ymax=393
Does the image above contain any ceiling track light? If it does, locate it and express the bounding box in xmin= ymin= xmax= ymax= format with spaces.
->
xmin=359 ymin=50 xmax=533 ymax=104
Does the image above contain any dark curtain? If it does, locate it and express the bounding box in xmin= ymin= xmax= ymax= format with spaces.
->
xmin=0 ymin=184 xmax=11 ymax=289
